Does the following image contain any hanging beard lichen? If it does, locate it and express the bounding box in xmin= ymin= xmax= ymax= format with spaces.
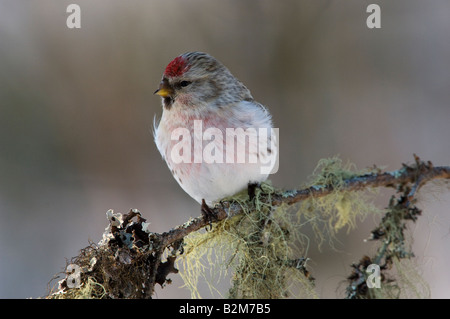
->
xmin=178 ymin=155 xmax=385 ymax=299
xmin=295 ymin=157 xmax=383 ymax=250
xmin=178 ymin=182 xmax=317 ymax=299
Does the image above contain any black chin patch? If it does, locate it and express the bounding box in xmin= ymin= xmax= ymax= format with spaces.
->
xmin=163 ymin=96 xmax=174 ymax=110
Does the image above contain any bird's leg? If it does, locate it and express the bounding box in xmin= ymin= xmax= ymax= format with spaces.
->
xmin=201 ymin=199 xmax=218 ymax=230
xmin=248 ymin=182 xmax=262 ymax=201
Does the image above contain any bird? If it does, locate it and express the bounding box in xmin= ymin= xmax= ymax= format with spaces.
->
xmin=153 ymin=52 xmax=277 ymax=210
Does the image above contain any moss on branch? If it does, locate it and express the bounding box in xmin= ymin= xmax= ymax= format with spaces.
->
xmin=47 ymin=155 xmax=450 ymax=299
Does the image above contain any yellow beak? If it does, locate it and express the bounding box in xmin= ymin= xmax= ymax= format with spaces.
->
xmin=154 ymin=79 xmax=174 ymax=98
xmin=154 ymin=87 xmax=172 ymax=98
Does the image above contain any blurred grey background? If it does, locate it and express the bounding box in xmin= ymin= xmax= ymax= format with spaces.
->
xmin=1 ymin=0 xmax=449 ymax=298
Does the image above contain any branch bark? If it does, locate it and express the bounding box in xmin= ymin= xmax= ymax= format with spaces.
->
xmin=48 ymin=155 xmax=450 ymax=298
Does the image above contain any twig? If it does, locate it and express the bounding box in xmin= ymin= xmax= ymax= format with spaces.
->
xmin=344 ymin=155 xmax=447 ymax=298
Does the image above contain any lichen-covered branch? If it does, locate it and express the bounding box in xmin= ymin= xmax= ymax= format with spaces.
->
xmin=345 ymin=156 xmax=446 ymax=299
xmin=154 ymin=155 xmax=449 ymax=251
xmin=47 ymin=155 xmax=450 ymax=299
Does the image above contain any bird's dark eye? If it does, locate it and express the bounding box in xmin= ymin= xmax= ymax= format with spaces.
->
xmin=179 ymin=81 xmax=191 ymax=87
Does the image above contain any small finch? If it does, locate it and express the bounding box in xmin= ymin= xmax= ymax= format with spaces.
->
xmin=154 ymin=52 xmax=277 ymax=206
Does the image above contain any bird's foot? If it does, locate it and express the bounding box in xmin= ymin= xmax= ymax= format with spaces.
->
xmin=248 ymin=182 xmax=262 ymax=202
xmin=201 ymin=199 xmax=218 ymax=230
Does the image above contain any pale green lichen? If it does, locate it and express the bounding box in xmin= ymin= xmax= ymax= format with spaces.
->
xmin=178 ymin=181 xmax=316 ymax=299
xmin=177 ymin=156 xmax=385 ymax=298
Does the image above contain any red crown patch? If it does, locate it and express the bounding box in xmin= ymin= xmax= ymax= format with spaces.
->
xmin=164 ymin=56 xmax=189 ymax=77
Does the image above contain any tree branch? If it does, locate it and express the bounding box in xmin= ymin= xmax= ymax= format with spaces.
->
xmin=48 ymin=155 xmax=450 ymax=299
xmin=155 ymin=156 xmax=450 ymax=252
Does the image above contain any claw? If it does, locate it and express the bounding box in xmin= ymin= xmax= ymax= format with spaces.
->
xmin=201 ymin=199 xmax=217 ymax=230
